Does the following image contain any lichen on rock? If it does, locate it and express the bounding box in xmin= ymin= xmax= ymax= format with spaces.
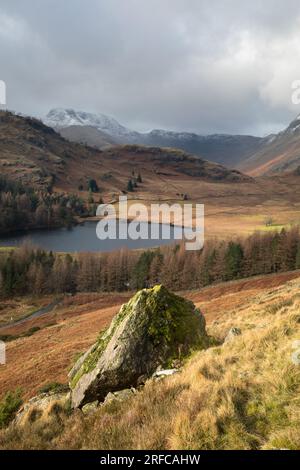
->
xmin=69 ymin=285 xmax=209 ymax=408
xmin=13 ymin=391 xmax=71 ymax=428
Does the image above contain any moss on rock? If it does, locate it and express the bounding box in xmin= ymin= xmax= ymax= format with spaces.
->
xmin=69 ymin=285 xmax=209 ymax=408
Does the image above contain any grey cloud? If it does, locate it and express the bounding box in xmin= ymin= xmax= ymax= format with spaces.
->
xmin=1 ymin=0 xmax=300 ymax=135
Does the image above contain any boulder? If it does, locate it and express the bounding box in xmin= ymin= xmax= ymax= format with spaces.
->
xmin=13 ymin=391 xmax=70 ymax=427
xmin=104 ymin=388 xmax=136 ymax=405
xmin=81 ymin=400 xmax=99 ymax=415
xmin=69 ymin=285 xmax=208 ymax=408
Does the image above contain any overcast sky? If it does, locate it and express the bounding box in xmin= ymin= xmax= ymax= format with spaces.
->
xmin=1 ymin=0 xmax=300 ymax=135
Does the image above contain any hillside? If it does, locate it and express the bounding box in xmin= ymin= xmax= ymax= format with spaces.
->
xmin=239 ymin=115 xmax=300 ymax=176
xmin=0 ymin=110 xmax=252 ymax=197
xmin=0 ymin=110 xmax=104 ymax=190
xmin=137 ymin=130 xmax=266 ymax=168
xmin=0 ymin=112 xmax=251 ymax=205
xmin=47 ymin=109 xmax=300 ymax=177
xmin=59 ymin=125 xmax=117 ymax=150
xmin=44 ymin=108 xmax=265 ymax=168
xmin=3 ymin=110 xmax=300 ymax=239
xmin=0 ymin=271 xmax=299 ymax=449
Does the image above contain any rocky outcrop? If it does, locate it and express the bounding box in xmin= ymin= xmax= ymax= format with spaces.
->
xmin=104 ymin=388 xmax=137 ymax=405
xmin=13 ymin=391 xmax=70 ymax=427
xmin=69 ymin=285 xmax=208 ymax=408
xmin=81 ymin=400 xmax=100 ymax=415
xmin=224 ymin=327 xmax=242 ymax=343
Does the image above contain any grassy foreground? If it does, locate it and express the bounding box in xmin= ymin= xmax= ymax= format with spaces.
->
xmin=0 ymin=277 xmax=300 ymax=450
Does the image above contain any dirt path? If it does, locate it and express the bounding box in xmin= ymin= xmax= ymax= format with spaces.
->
xmin=0 ymin=298 xmax=63 ymax=332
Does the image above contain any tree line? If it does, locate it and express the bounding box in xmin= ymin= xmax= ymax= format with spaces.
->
xmin=0 ymin=176 xmax=87 ymax=235
xmin=1 ymin=226 xmax=300 ymax=298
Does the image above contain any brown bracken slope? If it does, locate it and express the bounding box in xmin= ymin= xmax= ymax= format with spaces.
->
xmin=0 ymin=110 xmax=249 ymax=193
xmin=0 ymin=271 xmax=299 ymax=401
xmin=3 ymin=110 xmax=300 ymax=238
xmin=239 ymin=116 xmax=300 ymax=176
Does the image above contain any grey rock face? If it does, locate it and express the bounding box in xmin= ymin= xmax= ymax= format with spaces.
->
xmin=13 ymin=391 xmax=70 ymax=427
xmin=81 ymin=400 xmax=99 ymax=415
xmin=104 ymin=388 xmax=137 ymax=405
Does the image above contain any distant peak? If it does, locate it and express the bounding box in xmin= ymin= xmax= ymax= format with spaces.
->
xmin=44 ymin=108 xmax=136 ymax=138
xmin=284 ymin=114 xmax=300 ymax=134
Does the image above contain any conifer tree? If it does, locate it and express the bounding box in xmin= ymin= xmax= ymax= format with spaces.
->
xmin=127 ymin=179 xmax=134 ymax=192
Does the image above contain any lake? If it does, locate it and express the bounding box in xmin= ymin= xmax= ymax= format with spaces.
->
xmin=0 ymin=220 xmax=194 ymax=253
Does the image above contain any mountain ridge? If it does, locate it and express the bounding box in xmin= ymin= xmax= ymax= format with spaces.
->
xmin=45 ymin=108 xmax=300 ymax=175
xmin=0 ymin=110 xmax=251 ymax=198
xmin=44 ymin=108 xmax=266 ymax=168
xmin=238 ymin=114 xmax=300 ymax=176
xmin=45 ymin=108 xmax=138 ymax=139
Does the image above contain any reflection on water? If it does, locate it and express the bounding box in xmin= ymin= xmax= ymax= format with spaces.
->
xmin=0 ymin=221 xmax=193 ymax=253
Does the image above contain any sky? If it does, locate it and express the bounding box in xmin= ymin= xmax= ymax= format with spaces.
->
xmin=1 ymin=0 xmax=300 ymax=136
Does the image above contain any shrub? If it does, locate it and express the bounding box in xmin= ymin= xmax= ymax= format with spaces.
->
xmin=38 ymin=382 xmax=69 ymax=395
xmin=88 ymin=179 xmax=99 ymax=193
xmin=23 ymin=326 xmax=41 ymax=337
xmin=0 ymin=389 xmax=23 ymax=428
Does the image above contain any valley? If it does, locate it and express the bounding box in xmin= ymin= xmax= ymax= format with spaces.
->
xmin=1 ymin=110 xmax=300 ymax=451
xmin=2 ymin=0 xmax=300 ymax=455
xmin=44 ymin=108 xmax=267 ymax=167
xmin=44 ymin=107 xmax=300 ymax=176
xmin=2 ymin=110 xmax=300 ymax=242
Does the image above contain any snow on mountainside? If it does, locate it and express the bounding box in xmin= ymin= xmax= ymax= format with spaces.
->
xmin=43 ymin=108 xmax=265 ymax=167
xmin=43 ymin=108 xmax=300 ymax=174
xmin=148 ymin=129 xmax=200 ymax=140
xmin=44 ymin=108 xmax=137 ymax=138
xmin=149 ymin=129 xmax=260 ymax=142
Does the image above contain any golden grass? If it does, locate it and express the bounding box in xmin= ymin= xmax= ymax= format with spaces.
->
xmin=1 ymin=276 xmax=300 ymax=449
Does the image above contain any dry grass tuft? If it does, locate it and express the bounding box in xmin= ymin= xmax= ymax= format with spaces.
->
xmin=1 ymin=278 xmax=300 ymax=449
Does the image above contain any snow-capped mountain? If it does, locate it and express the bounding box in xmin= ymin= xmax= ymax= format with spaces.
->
xmin=43 ymin=108 xmax=265 ymax=167
xmin=148 ymin=129 xmax=261 ymax=142
xmin=42 ymin=108 xmax=300 ymax=175
xmin=44 ymin=108 xmax=137 ymax=138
